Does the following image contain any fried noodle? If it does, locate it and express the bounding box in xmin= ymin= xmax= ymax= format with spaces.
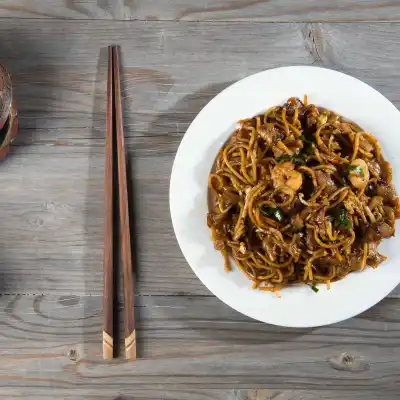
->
xmin=207 ymin=96 xmax=400 ymax=293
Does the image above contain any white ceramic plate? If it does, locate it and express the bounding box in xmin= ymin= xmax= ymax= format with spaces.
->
xmin=170 ymin=66 xmax=400 ymax=327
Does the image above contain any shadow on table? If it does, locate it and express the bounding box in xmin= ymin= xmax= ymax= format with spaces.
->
xmin=0 ymin=28 xmax=75 ymax=145
xmin=0 ymin=29 xmax=64 ymax=293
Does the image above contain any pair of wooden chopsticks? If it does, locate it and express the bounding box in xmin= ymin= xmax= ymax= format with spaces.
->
xmin=103 ymin=46 xmax=136 ymax=360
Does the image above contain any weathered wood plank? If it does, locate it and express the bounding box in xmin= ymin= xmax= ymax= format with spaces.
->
xmin=4 ymin=389 xmax=397 ymax=400
xmin=0 ymin=294 xmax=400 ymax=396
xmin=1 ymin=21 xmax=400 ymax=119
xmin=0 ymin=0 xmax=399 ymax=22
xmin=4 ymin=391 xmax=400 ymax=400
xmin=0 ymin=20 xmax=400 ymax=296
xmin=0 ymin=147 xmax=207 ymax=296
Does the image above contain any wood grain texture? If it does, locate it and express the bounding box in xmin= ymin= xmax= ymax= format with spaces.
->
xmin=0 ymin=147 xmax=207 ymax=296
xmin=4 ymin=389 xmax=395 ymax=400
xmin=0 ymin=13 xmax=400 ymax=398
xmin=1 ymin=294 xmax=400 ymax=397
xmin=0 ymin=0 xmax=399 ymax=22
xmin=0 ymin=20 xmax=400 ymax=295
xmin=0 ymin=20 xmax=399 ymax=297
xmin=1 ymin=21 xmax=400 ymax=118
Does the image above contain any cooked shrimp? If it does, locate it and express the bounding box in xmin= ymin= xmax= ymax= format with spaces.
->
xmin=272 ymin=162 xmax=303 ymax=191
xmin=349 ymin=158 xmax=369 ymax=189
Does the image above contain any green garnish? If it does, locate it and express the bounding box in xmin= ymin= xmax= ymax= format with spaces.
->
xmin=261 ymin=206 xmax=284 ymax=222
xmin=299 ymin=135 xmax=315 ymax=156
xmin=300 ymin=134 xmax=315 ymax=144
xmin=292 ymin=155 xmax=305 ymax=165
xmin=276 ymin=154 xmax=305 ymax=165
xmin=308 ymin=284 xmax=319 ymax=293
xmin=299 ymin=134 xmax=308 ymax=143
xmin=330 ymin=207 xmax=351 ymax=230
xmin=303 ymin=143 xmax=315 ymax=156
xmin=348 ymin=165 xmax=364 ymax=177
xmin=276 ymin=154 xmax=292 ymax=163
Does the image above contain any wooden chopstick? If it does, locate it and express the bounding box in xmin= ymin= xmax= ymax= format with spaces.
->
xmin=112 ymin=46 xmax=137 ymax=360
xmin=103 ymin=46 xmax=114 ymax=360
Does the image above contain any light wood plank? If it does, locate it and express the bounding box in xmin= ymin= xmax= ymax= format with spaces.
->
xmin=5 ymin=391 xmax=400 ymax=400
xmin=1 ymin=294 xmax=400 ymax=396
xmin=0 ymin=0 xmax=399 ymax=22
xmin=4 ymin=389 xmax=397 ymax=400
xmin=1 ymin=21 xmax=400 ymax=120
xmin=0 ymin=20 xmax=399 ymax=296
xmin=0 ymin=147 xmax=208 ymax=296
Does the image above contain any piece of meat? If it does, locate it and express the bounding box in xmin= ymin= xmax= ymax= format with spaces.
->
xmin=290 ymin=213 xmax=304 ymax=231
xmin=366 ymin=242 xmax=387 ymax=268
xmin=337 ymin=122 xmax=353 ymax=134
xmin=314 ymin=255 xmax=350 ymax=279
xmin=285 ymin=139 xmax=304 ymax=154
xmin=303 ymin=105 xmax=320 ymax=130
xmin=234 ymin=127 xmax=252 ymax=142
xmin=259 ymin=124 xmax=282 ymax=147
xmin=315 ymin=170 xmax=337 ymax=194
xmin=288 ymin=233 xmax=303 ymax=261
xmin=366 ymin=160 xmax=381 ymax=178
xmin=221 ymin=189 xmax=240 ymax=206
xmin=364 ymin=221 xmax=394 ymax=241
xmin=319 ymin=255 xmax=352 ymax=278
xmin=368 ymin=196 xmax=383 ymax=211
xmin=348 ymin=253 xmax=365 ymax=271
xmin=359 ymin=135 xmax=374 ymax=153
xmin=365 ymin=180 xmax=377 ymax=197
xmin=376 ymin=182 xmax=398 ymax=206
xmin=305 ymin=228 xmax=318 ymax=252
xmin=281 ymin=197 xmax=304 ymax=215
xmin=307 ymin=208 xmax=326 ymax=237
xmin=284 ymin=97 xmax=306 ymax=118
xmin=379 ymin=222 xmax=395 ymax=238
xmin=380 ymin=160 xmax=392 ymax=183
xmin=315 ymin=256 xmax=341 ymax=267
xmin=382 ymin=205 xmax=395 ymax=225
xmin=367 ymin=252 xmax=387 ymax=268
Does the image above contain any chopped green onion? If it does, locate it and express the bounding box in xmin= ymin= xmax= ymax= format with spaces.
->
xmin=274 ymin=208 xmax=284 ymax=222
xmin=261 ymin=206 xmax=284 ymax=222
xmin=299 ymin=134 xmax=316 ymax=156
xmin=348 ymin=165 xmax=364 ymax=177
xmin=330 ymin=207 xmax=351 ymax=230
xmin=300 ymin=134 xmax=315 ymax=144
xmin=308 ymin=284 xmax=319 ymax=293
xmin=276 ymin=154 xmax=292 ymax=163
xmin=303 ymin=143 xmax=315 ymax=156
xmin=291 ymin=155 xmax=305 ymax=165
xmin=276 ymin=154 xmax=305 ymax=165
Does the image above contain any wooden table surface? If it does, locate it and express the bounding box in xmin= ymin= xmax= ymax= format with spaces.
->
xmin=1 ymin=1 xmax=400 ymax=399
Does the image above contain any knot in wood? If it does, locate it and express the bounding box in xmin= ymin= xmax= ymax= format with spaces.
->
xmin=328 ymin=352 xmax=370 ymax=372
xmin=68 ymin=348 xmax=79 ymax=362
